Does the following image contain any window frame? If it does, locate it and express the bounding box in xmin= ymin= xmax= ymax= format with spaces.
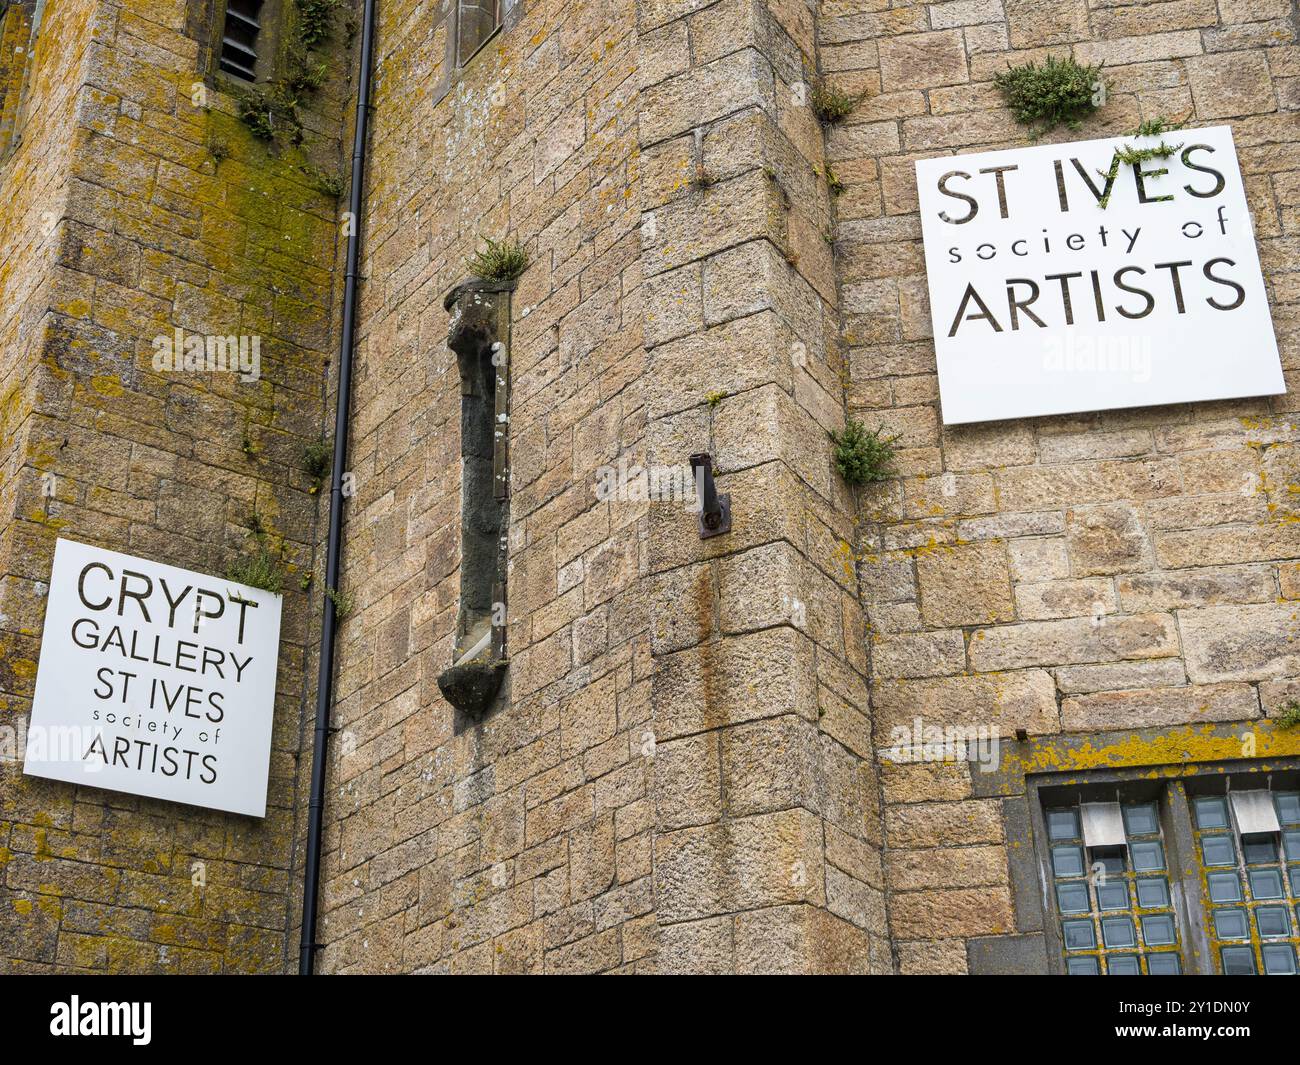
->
xmin=1029 ymin=761 xmax=1300 ymax=976
xmin=1033 ymin=775 xmax=1199 ymax=975
xmin=0 ymin=0 xmax=48 ymax=160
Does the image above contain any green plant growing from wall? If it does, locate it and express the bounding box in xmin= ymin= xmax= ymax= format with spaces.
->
xmin=467 ymin=237 xmax=529 ymax=283
xmin=227 ymin=549 xmax=285 ymax=594
xmin=994 ymin=55 xmax=1104 ymax=132
xmin=830 ymin=419 xmax=898 ymax=485
xmin=810 ymin=80 xmax=861 ymax=126
xmin=325 ymin=585 xmax=354 ymax=620
xmin=226 ymin=515 xmax=285 ymax=594
xmin=206 ymin=135 xmax=231 ymax=165
xmin=231 ymin=0 xmax=345 ymax=176
xmin=299 ymin=164 xmax=343 ymax=198
xmin=705 ymin=390 xmax=727 ymax=408
xmin=297 ymin=0 xmax=343 ymax=47
xmin=1131 ymin=116 xmax=1185 ymax=137
xmin=284 ymin=49 xmax=329 ymax=94
xmin=826 ymin=164 xmax=845 ymax=196
xmin=302 ymin=438 xmax=332 ymax=492
xmin=1278 ymin=700 xmax=1300 ymax=729
xmin=237 ymin=89 xmax=278 ymax=140
xmin=1095 ymin=138 xmax=1183 ymax=209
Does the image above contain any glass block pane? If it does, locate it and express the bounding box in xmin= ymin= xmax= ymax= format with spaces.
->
xmin=1052 ymin=845 xmax=1085 ymax=878
xmin=1221 ymin=946 xmax=1256 ymax=975
xmin=1141 ymin=914 xmax=1176 ymax=947
xmin=1136 ymin=877 xmax=1169 ymax=908
xmin=1067 ymin=956 xmax=1100 ymax=975
xmin=1249 ymin=868 xmax=1284 ymax=899
xmin=1283 ymin=829 xmax=1300 ymax=861
xmin=1290 ymin=866 xmax=1300 ymax=895
xmin=1146 ymin=953 xmax=1181 ymax=975
xmin=1208 ymin=871 xmax=1243 ymax=903
xmin=1057 ymin=881 xmax=1090 ymax=914
xmin=1262 ymin=944 xmax=1296 ymax=975
xmin=1242 ymin=833 xmax=1278 ymax=864
xmin=1097 ymin=881 xmax=1129 ymax=910
xmin=1213 ymin=908 xmax=1249 ymax=940
xmin=1063 ymin=919 xmax=1096 ymax=950
xmin=1123 ymin=802 xmax=1159 ymax=836
xmin=1201 ymin=835 xmax=1235 ymax=866
xmin=1047 ymin=808 xmax=1080 ymax=840
xmin=1195 ymin=796 xmax=1229 ymax=829
xmin=1102 ymin=916 xmax=1137 ymax=949
xmin=1107 ymin=955 xmax=1140 ymax=975
xmin=1275 ymin=792 xmax=1300 ymax=825
xmin=1255 ymin=905 xmax=1290 ymax=938
xmin=1093 ymin=848 xmax=1126 ymax=876
xmin=1130 ymin=840 xmax=1164 ymax=872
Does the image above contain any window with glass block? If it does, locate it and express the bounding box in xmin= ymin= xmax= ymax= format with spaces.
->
xmin=1046 ymin=798 xmax=1182 ymax=975
xmin=1192 ymin=788 xmax=1300 ymax=976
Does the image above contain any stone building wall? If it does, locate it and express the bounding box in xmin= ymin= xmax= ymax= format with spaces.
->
xmin=314 ymin=0 xmax=653 ymax=973
xmin=818 ymin=0 xmax=1300 ymax=973
xmin=636 ymin=0 xmax=885 ymax=973
xmin=4 ymin=0 xmax=1300 ymax=978
xmin=0 ymin=0 xmax=350 ymax=972
xmin=315 ymin=0 xmax=886 ymax=974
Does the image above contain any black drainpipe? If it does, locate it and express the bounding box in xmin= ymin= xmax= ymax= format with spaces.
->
xmin=298 ymin=0 xmax=378 ymax=976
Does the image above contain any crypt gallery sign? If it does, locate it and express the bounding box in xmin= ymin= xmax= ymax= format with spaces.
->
xmin=23 ymin=539 xmax=282 ymax=817
xmin=916 ymin=125 xmax=1284 ymax=424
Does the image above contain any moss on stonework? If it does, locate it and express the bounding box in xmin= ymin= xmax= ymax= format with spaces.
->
xmin=232 ymin=0 xmax=348 ymax=167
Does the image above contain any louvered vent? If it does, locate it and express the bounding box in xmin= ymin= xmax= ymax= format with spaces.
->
xmin=219 ymin=0 xmax=263 ymax=82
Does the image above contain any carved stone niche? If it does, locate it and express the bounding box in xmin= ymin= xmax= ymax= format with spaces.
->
xmin=437 ymin=279 xmax=512 ymax=717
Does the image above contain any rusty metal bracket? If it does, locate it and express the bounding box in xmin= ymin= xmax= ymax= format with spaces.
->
xmin=690 ymin=452 xmax=731 ymax=539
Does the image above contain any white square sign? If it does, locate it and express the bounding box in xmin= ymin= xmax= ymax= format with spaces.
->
xmin=23 ymin=539 xmax=283 ymax=817
xmin=915 ymin=125 xmax=1285 ymax=424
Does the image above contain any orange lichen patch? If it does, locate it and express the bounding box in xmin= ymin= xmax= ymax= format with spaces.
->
xmin=89 ymin=374 xmax=124 ymax=396
xmin=1008 ymin=724 xmax=1300 ymax=779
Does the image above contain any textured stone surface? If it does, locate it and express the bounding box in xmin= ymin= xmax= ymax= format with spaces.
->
xmin=915 ymin=542 xmax=1014 ymax=626
xmin=6 ymin=0 xmax=1300 ymax=978
xmin=0 ymin=0 xmax=346 ymax=973
xmin=827 ymin=0 xmax=1300 ymax=975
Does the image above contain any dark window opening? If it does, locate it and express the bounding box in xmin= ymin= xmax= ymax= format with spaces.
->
xmin=444 ymin=282 xmax=511 ymax=670
xmin=457 ymin=0 xmax=501 ymax=65
xmin=219 ymin=0 xmax=265 ymax=82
